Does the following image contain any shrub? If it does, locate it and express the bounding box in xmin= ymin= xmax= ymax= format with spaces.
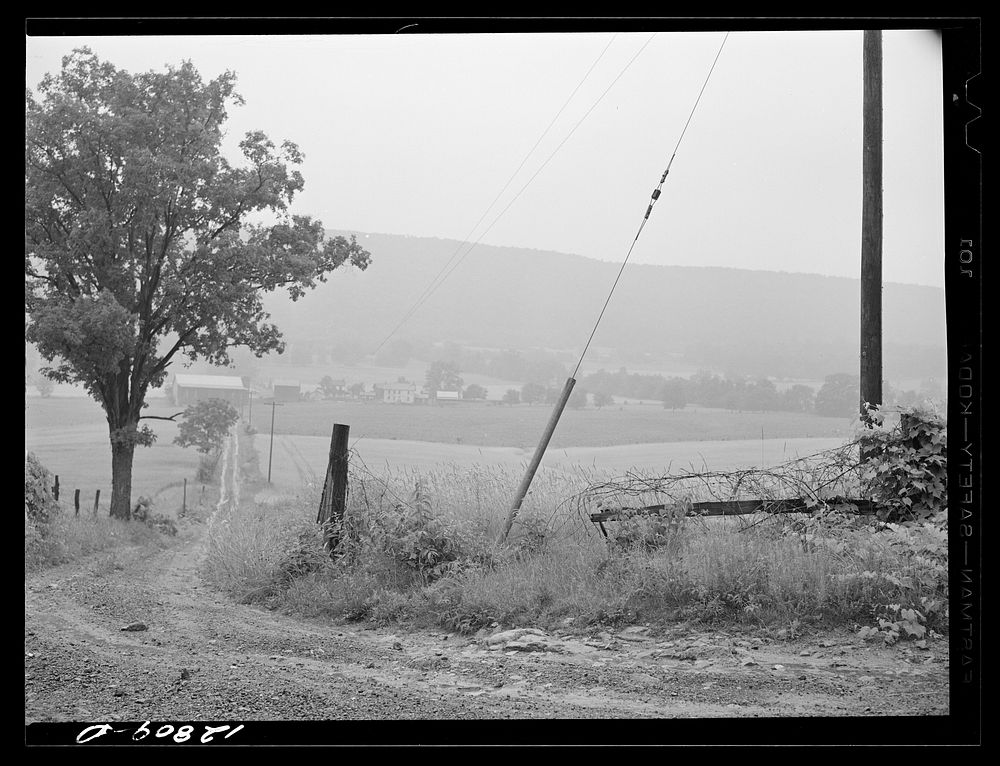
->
xmin=131 ymin=495 xmax=178 ymax=536
xmin=858 ymin=405 xmax=947 ymax=521
xmin=174 ymin=398 xmax=239 ymax=455
xmin=25 ymin=452 xmax=60 ymax=527
xmin=609 ymin=501 xmax=689 ymax=555
xmin=335 ymin=479 xmax=466 ymax=586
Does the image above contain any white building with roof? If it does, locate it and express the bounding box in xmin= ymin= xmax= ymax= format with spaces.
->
xmin=380 ymin=381 xmax=417 ymax=404
xmin=172 ymin=373 xmax=248 ymax=406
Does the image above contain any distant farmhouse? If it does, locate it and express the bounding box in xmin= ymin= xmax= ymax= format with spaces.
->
xmin=172 ymin=373 xmax=248 ymax=406
xmin=272 ymin=379 xmax=302 ymax=403
xmin=324 ymin=378 xmax=347 ymax=398
xmin=379 ymin=381 xmax=417 ymax=404
xmin=435 ymin=390 xmax=461 ymax=404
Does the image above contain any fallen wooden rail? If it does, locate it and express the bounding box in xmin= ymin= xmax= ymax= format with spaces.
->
xmin=590 ymin=497 xmax=878 ymax=538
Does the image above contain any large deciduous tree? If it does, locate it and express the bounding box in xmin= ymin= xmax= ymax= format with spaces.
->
xmin=425 ymin=360 xmax=463 ymax=394
xmin=25 ymin=49 xmax=371 ymax=519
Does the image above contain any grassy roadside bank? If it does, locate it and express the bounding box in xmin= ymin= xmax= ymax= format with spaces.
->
xmin=24 ymin=448 xmax=214 ymax=574
xmin=204 ymin=417 xmax=949 ymax=645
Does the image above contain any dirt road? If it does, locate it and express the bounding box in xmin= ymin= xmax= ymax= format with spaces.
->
xmin=25 ymin=432 xmax=950 ymax=741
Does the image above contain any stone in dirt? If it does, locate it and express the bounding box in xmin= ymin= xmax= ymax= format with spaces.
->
xmin=120 ymin=622 xmax=148 ymax=632
xmin=505 ymin=638 xmax=562 ymax=653
xmin=486 ymin=628 xmax=547 ymax=646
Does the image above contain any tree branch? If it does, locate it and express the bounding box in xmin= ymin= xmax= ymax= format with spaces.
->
xmin=139 ymin=412 xmax=185 ymax=422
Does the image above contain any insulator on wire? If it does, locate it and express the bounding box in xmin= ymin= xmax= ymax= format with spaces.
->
xmin=651 ymin=188 xmax=661 ymax=200
xmin=661 ymin=169 xmax=669 ymax=182
xmin=644 ymin=204 xmax=653 ymax=219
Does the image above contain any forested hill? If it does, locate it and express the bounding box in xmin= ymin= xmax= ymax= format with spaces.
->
xmin=262 ymin=230 xmax=946 ymax=379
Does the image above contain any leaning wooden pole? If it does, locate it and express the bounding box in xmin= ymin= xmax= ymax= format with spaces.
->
xmin=860 ymin=29 xmax=883 ymax=424
xmin=498 ymin=376 xmax=576 ymax=543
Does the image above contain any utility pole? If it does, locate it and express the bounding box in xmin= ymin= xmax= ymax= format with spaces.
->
xmin=499 ymin=376 xmax=576 ymax=543
xmin=267 ymin=399 xmax=281 ymax=483
xmin=860 ymin=29 xmax=883 ymax=424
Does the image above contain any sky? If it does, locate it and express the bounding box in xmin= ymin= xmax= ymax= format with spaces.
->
xmin=25 ymin=27 xmax=945 ymax=288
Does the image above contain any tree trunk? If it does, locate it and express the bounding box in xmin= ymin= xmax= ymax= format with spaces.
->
xmin=109 ymin=435 xmax=136 ymax=520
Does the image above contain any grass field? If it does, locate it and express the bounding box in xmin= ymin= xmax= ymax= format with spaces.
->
xmin=25 ymin=396 xmax=202 ymax=514
xmin=264 ymin=432 xmax=846 ymax=493
xmin=25 ymin=393 xmax=853 ymax=514
xmin=263 ymin=399 xmax=854 ymax=449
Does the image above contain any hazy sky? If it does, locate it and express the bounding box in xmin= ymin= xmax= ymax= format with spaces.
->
xmin=26 ymin=28 xmax=945 ymax=288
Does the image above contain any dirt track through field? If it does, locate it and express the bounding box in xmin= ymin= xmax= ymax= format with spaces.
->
xmin=26 ymin=432 xmax=949 ymax=736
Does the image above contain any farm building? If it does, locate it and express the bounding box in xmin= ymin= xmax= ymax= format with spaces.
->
xmin=172 ymin=374 xmax=248 ymax=406
xmin=380 ymin=381 xmax=417 ymax=404
xmin=435 ymin=390 xmax=461 ymax=404
xmin=322 ymin=378 xmax=348 ymax=398
xmin=272 ymin=379 xmax=302 ymax=403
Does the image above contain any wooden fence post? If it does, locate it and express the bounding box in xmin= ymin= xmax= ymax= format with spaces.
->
xmin=93 ymin=489 xmax=100 ymax=516
xmin=74 ymin=489 xmax=80 ymax=516
xmin=317 ymin=423 xmax=350 ymax=555
xmin=182 ymin=478 xmax=187 ymax=516
xmin=53 ymin=475 xmax=59 ymax=501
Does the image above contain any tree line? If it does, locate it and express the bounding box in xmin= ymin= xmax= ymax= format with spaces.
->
xmin=580 ymin=369 xmax=944 ymax=418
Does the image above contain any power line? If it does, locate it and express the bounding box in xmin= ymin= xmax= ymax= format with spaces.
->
xmin=370 ymin=35 xmax=619 ymax=358
xmin=571 ymin=32 xmax=730 ymax=380
xmin=371 ymin=34 xmax=655 ymax=356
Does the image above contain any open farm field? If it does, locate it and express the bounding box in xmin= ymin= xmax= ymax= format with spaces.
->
xmin=263 ymin=432 xmax=845 ymax=497
xmin=264 ymin=399 xmax=854 ymax=449
xmin=24 ymin=396 xmax=201 ymax=512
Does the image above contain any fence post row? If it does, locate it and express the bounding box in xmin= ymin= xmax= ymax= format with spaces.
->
xmin=317 ymin=423 xmax=350 ymax=556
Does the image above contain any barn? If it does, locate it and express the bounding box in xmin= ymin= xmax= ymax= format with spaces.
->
xmin=172 ymin=374 xmax=248 ymax=407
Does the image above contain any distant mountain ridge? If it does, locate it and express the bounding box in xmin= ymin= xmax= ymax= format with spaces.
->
xmin=262 ymin=230 xmax=945 ymax=378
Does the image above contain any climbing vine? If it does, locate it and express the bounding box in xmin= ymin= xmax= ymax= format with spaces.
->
xmin=857 ymin=405 xmax=947 ymax=522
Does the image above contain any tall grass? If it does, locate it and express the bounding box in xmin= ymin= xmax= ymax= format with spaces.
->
xmin=25 ymin=513 xmax=172 ymax=572
xmin=203 ymin=458 xmax=948 ymax=637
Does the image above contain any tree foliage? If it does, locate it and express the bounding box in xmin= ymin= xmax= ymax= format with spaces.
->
xmin=462 ymin=383 xmax=487 ymax=400
xmin=592 ymin=390 xmax=614 ymax=409
xmin=659 ymin=377 xmax=687 ymax=410
xmin=502 ymin=389 xmax=520 ymax=405
xmin=425 ymin=360 xmax=463 ymax=393
xmin=568 ymin=386 xmax=588 ymax=409
xmin=520 ymin=382 xmax=546 ymax=405
xmin=174 ymin=398 xmax=240 ymax=456
xmin=815 ymin=373 xmax=860 ymax=418
xmin=25 ymin=50 xmax=370 ymax=518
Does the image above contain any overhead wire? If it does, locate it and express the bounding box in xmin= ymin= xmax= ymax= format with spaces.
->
xmin=370 ymin=34 xmax=619 ymax=358
xmin=570 ymin=31 xmax=730 ymax=380
xmin=371 ymin=33 xmax=656 ymax=356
